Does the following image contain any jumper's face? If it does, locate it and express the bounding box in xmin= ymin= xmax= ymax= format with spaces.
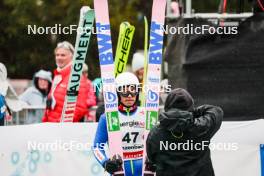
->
xmin=55 ymin=48 xmax=72 ymax=69
xmin=118 ymin=85 xmax=138 ymax=107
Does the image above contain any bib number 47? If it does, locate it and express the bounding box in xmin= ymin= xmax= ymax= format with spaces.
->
xmin=122 ymin=132 xmax=139 ymax=143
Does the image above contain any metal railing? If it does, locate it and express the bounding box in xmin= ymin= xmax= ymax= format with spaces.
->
xmin=5 ymin=105 xmax=165 ymax=125
xmin=5 ymin=105 xmax=45 ymax=125
xmin=5 ymin=105 xmax=99 ymax=125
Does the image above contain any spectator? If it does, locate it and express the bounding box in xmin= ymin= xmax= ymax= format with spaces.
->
xmin=131 ymin=51 xmax=146 ymax=107
xmin=0 ymin=63 xmax=12 ymax=125
xmin=20 ymin=69 xmax=52 ymax=106
xmin=81 ymin=63 xmax=96 ymax=122
xmin=42 ymin=41 xmax=90 ymax=122
xmin=131 ymin=51 xmax=145 ymax=84
xmin=0 ymin=94 xmax=6 ymax=126
xmin=19 ymin=69 xmax=52 ymax=123
xmin=92 ymin=77 xmax=104 ymax=105
xmin=146 ymin=88 xmax=223 ymax=176
xmin=0 ymin=63 xmax=8 ymax=97
xmin=92 ymin=77 xmax=105 ymax=122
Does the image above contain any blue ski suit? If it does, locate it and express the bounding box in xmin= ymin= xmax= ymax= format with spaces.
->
xmin=92 ymin=107 xmax=145 ymax=176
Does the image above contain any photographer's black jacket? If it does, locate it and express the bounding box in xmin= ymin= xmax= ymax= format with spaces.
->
xmin=146 ymin=105 xmax=223 ymax=176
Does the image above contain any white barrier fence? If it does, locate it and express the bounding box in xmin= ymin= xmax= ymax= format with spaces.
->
xmin=0 ymin=120 xmax=264 ymax=176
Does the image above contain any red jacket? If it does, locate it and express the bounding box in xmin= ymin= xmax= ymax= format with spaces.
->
xmin=86 ymin=79 xmax=96 ymax=108
xmin=84 ymin=78 xmax=97 ymax=121
xmin=42 ymin=64 xmax=89 ymax=122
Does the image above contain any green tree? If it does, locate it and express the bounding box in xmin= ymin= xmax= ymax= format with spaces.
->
xmin=0 ymin=0 xmax=252 ymax=79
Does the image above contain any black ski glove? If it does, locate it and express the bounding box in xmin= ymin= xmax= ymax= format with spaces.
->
xmin=104 ymin=154 xmax=123 ymax=174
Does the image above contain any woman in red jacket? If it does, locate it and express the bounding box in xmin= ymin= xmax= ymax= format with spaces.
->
xmin=42 ymin=41 xmax=90 ymax=122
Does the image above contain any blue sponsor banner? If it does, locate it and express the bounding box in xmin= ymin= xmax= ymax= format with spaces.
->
xmin=148 ymin=21 xmax=163 ymax=65
xmin=146 ymin=90 xmax=159 ymax=109
xmin=148 ymin=50 xmax=162 ymax=64
xmin=104 ymin=92 xmax=117 ymax=103
xmin=104 ymin=92 xmax=118 ymax=110
xmin=261 ymin=144 xmax=264 ymax=176
xmin=147 ymin=90 xmax=158 ymax=102
xmin=96 ymin=23 xmax=114 ymax=65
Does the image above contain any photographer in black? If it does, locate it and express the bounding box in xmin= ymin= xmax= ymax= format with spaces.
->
xmin=146 ymin=88 xmax=223 ymax=176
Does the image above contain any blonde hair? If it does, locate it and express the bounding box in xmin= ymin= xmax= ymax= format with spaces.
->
xmin=55 ymin=41 xmax=74 ymax=54
xmin=82 ymin=63 xmax=88 ymax=72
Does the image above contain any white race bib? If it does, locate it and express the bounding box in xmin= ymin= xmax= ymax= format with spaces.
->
xmin=119 ymin=108 xmax=146 ymax=161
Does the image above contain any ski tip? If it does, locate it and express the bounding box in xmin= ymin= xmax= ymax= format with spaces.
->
xmin=122 ymin=21 xmax=130 ymax=26
xmin=121 ymin=22 xmax=135 ymax=29
xmin=144 ymin=16 xmax=148 ymax=22
xmin=80 ymin=6 xmax=91 ymax=14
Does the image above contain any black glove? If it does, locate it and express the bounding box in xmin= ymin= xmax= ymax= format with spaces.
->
xmin=145 ymin=157 xmax=156 ymax=172
xmin=192 ymin=108 xmax=203 ymax=118
xmin=192 ymin=105 xmax=215 ymax=118
xmin=104 ymin=155 xmax=123 ymax=174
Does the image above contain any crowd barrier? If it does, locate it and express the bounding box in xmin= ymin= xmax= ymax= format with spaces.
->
xmin=5 ymin=106 xmax=98 ymax=125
